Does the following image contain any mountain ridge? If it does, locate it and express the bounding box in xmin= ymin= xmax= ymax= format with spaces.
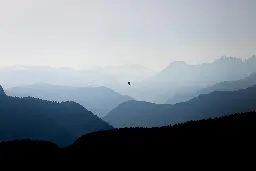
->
xmin=103 ymin=85 xmax=256 ymax=128
xmin=0 ymin=85 xmax=113 ymax=146
xmin=2 ymin=111 xmax=256 ymax=163
xmin=166 ymin=72 xmax=256 ymax=104
xmin=6 ymin=84 xmax=133 ymax=117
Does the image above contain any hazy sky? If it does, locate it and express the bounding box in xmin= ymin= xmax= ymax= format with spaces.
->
xmin=0 ymin=0 xmax=255 ymax=70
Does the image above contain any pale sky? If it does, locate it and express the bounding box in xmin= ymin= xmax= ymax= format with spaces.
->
xmin=0 ymin=0 xmax=255 ymax=70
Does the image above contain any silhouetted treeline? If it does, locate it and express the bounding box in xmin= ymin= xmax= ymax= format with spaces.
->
xmin=1 ymin=111 xmax=256 ymax=162
xmin=72 ymin=111 xmax=256 ymax=149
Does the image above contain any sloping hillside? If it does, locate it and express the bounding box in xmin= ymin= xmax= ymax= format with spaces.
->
xmin=0 ymin=85 xmax=113 ymax=147
xmin=166 ymin=72 xmax=256 ymax=104
xmin=74 ymin=111 xmax=256 ymax=148
xmin=103 ymin=85 xmax=256 ymax=128
xmin=6 ymin=84 xmax=133 ymax=117
xmin=1 ymin=111 xmax=256 ymax=162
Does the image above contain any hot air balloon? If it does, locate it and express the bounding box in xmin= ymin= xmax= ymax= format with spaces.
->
xmin=128 ymin=82 xmax=131 ymax=85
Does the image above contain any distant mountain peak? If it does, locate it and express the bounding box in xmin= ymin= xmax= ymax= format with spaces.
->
xmin=214 ymin=56 xmax=242 ymax=63
xmin=246 ymin=55 xmax=256 ymax=62
xmin=159 ymin=61 xmax=188 ymax=73
xmin=0 ymin=85 xmax=6 ymax=96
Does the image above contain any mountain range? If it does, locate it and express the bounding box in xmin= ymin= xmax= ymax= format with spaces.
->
xmin=1 ymin=55 xmax=256 ymax=133
xmin=166 ymin=72 xmax=256 ymax=104
xmin=103 ymin=85 xmax=256 ymax=128
xmin=0 ymin=86 xmax=113 ymax=146
xmin=1 ymin=55 xmax=256 ymax=158
xmin=1 ymin=56 xmax=256 ymax=104
xmin=155 ymin=56 xmax=256 ymax=86
xmin=5 ymin=84 xmax=133 ymax=117
xmin=116 ymin=55 xmax=256 ymax=103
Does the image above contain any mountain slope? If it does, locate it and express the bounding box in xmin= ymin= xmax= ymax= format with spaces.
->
xmin=103 ymin=85 xmax=256 ymax=128
xmin=0 ymin=85 xmax=6 ymax=96
xmin=155 ymin=56 xmax=256 ymax=86
xmin=74 ymin=111 xmax=256 ymax=148
xmin=121 ymin=56 xmax=256 ymax=103
xmin=6 ymin=84 xmax=133 ymax=117
xmin=166 ymin=72 xmax=256 ymax=104
xmin=0 ymin=86 xmax=113 ymax=147
xmin=198 ymin=72 xmax=256 ymax=94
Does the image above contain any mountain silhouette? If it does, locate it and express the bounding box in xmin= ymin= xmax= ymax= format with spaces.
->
xmin=0 ymin=86 xmax=113 ymax=146
xmin=166 ymin=72 xmax=256 ymax=104
xmin=74 ymin=111 xmax=256 ymax=146
xmin=103 ymin=85 xmax=256 ymax=128
xmin=1 ymin=111 xmax=256 ymax=162
xmin=67 ymin=111 xmax=256 ymax=159
xmin=6 ymin=84 xmax=133 ymax=117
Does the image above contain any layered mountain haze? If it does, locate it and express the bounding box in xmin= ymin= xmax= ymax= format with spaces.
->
xmin=155 ymin=56 xmax=256 ymax=86
xmin=103 ymin=85 xmax=256 ymax=128
xmin=199 ymin=72 xmax=256 ymax=94
xmin=1 ymin=0 xmax=256 ymax=161
xmin=166 ymin=71 xmax=256 ymax=104
xmin=0 ymin=64 xmax=155 ymax=88
xmin=120 ymin=56 xmax=256 ymax=103
xmin=6 ymin=84 xmax=133 ymax=117
xmin=1 ymin=56 xmax=256 ymax=104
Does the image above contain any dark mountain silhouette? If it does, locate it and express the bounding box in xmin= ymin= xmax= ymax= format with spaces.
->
xmin=0 ymin=86 xmax=113 ymax=147
xmin=1 ymin=111 xmax=256 ymax=162
xmin=166 ymin=72 xmax=256 ymax=104
xmin=0 ymin=140 xmax=60 ymax=161
xmin=72 ymin=111 xmax=256 ymax=148
xmin=103 ymin=85 xmax=256 ymax=128
xmin=6 ymin=84 xmax=133 ymax=117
